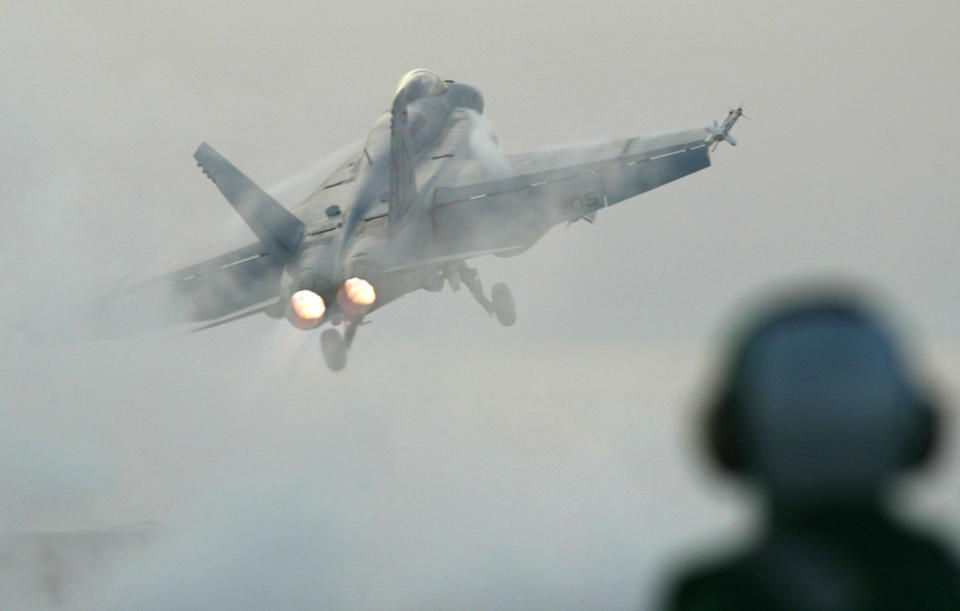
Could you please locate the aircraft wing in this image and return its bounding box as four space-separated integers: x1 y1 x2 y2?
65 143 311 339
429 129 710 256
85 242 285 337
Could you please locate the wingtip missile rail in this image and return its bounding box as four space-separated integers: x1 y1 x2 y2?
707 105 746 151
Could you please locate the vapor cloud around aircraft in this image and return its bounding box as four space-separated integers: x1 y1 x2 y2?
86 70 740 370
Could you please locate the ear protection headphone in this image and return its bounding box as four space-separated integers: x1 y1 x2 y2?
705 299 940 476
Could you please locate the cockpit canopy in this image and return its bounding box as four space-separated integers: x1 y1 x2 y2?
394 69 447 102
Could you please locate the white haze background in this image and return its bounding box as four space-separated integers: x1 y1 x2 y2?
1 1 959 608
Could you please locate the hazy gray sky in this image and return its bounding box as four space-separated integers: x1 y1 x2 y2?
1 2 959 608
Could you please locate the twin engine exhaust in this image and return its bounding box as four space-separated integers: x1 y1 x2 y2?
285 278 376 330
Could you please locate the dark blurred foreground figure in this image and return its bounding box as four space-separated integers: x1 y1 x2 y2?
666 289 960 610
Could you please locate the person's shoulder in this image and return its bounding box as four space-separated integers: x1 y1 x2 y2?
880 520 960 608
665 549 777 610
667 565 734 610
664 518 960 611
892 520 960 583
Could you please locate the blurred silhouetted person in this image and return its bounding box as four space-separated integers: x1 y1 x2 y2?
665 288 960 610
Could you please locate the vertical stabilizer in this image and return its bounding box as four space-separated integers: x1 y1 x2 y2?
194 143 304 258
388 90 418 234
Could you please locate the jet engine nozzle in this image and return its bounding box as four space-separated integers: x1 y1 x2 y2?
286 289 326 329
337 277 376 318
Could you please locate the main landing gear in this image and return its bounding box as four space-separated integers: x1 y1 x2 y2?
447 262 515 327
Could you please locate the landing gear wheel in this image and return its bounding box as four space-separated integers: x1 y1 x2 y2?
321 328 347 372
491 283 516 327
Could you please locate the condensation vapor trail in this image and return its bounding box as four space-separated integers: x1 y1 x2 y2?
267 139 366 206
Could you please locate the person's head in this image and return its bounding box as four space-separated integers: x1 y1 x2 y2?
704 286 940 504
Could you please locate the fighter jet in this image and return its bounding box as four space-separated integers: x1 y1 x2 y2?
99 70 740 370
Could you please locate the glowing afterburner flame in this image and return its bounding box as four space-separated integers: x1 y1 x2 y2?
337 278 376 318
289 290 326 325
342 278 376 306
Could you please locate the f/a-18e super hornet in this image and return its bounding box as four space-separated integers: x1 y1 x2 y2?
99 70 741 370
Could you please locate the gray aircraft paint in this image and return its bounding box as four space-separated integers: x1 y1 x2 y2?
94 70 730 369
4 4 960 609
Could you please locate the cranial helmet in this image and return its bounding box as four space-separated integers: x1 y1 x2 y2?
705 290 939 499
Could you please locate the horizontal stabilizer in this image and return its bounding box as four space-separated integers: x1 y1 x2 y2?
194 143 304 258
724 134 737 146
